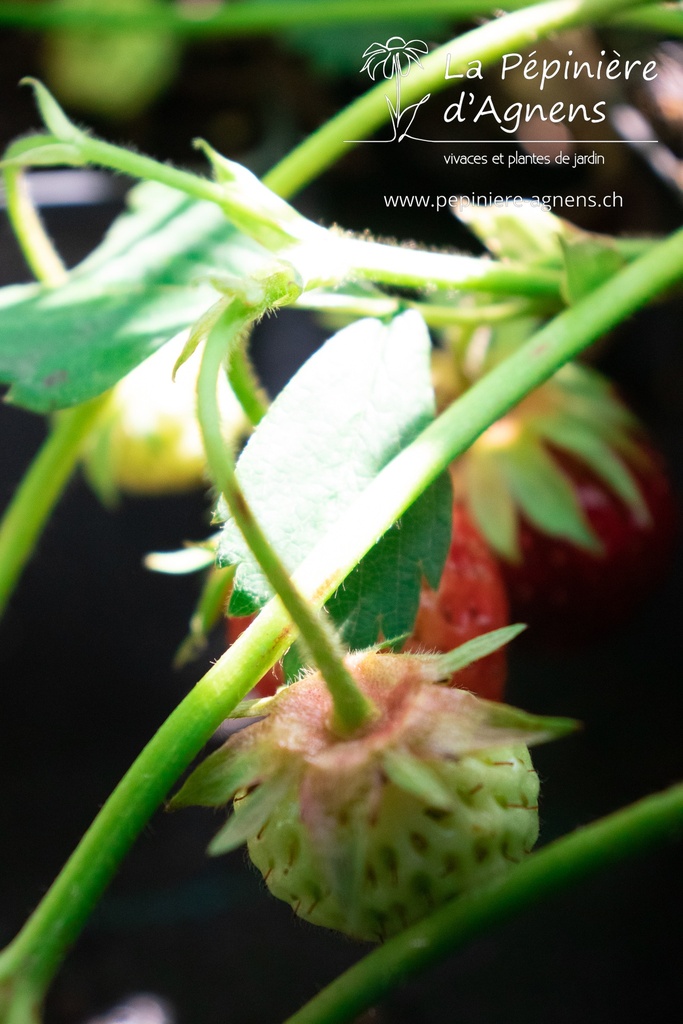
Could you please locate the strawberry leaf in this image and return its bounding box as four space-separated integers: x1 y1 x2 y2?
217 312 452 651
0 180 269 412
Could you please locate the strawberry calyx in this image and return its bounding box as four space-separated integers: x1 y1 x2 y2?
170 646 574 938
450 361 654 563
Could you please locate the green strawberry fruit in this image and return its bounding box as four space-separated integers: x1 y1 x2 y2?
171 639 572 941
246 742 538 941
83 334 248 501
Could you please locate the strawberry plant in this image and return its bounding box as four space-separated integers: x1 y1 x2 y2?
0 2 682 1023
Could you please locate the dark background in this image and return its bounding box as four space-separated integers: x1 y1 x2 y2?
1 13 682 1024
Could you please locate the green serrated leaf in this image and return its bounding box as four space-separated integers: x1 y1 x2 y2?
0 181 270 412
497 436 600 551
219 312 451 650
328 472 452 650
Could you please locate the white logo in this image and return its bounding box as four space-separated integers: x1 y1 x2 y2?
359 37 431 142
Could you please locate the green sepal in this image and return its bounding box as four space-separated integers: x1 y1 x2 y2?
561 235 627 304
427 691 578 760
173 565 236 669
534 415 650 526
381 749 454 810
298 767 369 931
465 449 519 562
455 201 565 267
170 746 260 811
194 138 321 252
497 436 601 551
423 624 526 681
208 774 293 856
20 77 86 145
229 696 277 719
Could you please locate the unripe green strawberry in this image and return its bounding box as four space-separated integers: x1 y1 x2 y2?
83 333 248 501
246 743 538 941
171 641 572 941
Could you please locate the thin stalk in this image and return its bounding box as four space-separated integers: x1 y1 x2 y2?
226 335 269 427
284 782 683 1024
1 217 682 1006
197 305 376 736
5 128 566 300
263 0 655 197
295 291 536 327
0 1 677 38
2 165 66 285
344 236 562 298
0 398 106 618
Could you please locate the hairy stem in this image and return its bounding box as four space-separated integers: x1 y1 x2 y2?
0 398 106 619
284 782 683 1024
226 333 269 427
198 304 376 736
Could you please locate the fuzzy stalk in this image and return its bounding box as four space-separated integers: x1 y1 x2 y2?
197 304 377 736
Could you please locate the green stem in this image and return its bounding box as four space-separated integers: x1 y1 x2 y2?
198 304 376 736
2 212 682 1006
0 1 676 38
344 236 562 298
226 333 269 427
284 782 683 1024
2 165 66 285
295 291 536 326
263 0 655 197
0 594 297 991
0 398 106 619
5 131 564 301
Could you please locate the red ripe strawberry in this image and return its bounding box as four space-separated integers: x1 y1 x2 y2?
404 503 510 701
498 443 677 642
450 361 678 644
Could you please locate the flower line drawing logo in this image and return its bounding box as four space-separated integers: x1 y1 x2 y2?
360 37 431 142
